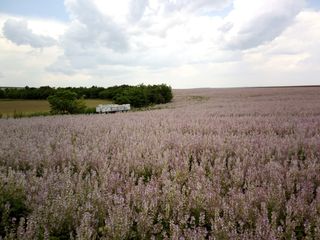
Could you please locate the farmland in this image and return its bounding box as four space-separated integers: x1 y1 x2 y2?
0 87 320 239
0 99 112 116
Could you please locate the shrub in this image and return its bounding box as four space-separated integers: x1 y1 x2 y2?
83 107 96 114
48 90 86 114
113 84 173 108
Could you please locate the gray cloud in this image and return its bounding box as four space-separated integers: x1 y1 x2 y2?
2 19 57 48
64 0 129 52
221 0 305 50
227 15 293 50
128 0 149 22
46 0 132 74
46 56 76 75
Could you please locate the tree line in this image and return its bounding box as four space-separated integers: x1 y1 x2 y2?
0 86 104 100
0 84 173 109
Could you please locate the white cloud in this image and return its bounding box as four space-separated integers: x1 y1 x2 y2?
2 19 57 48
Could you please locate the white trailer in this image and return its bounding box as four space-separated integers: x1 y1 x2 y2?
96 104 130 113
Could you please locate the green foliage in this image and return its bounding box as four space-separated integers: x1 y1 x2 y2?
83 107 96 114
295 224 306 240
158 84 173 103
297 146 306 161
112 84 173 108
1 84 173 112
98 85 130 99
0 180 30 237
134 165 153 184
113 94 130 105
1 84 173 109
0 89 4 99
13 111 25 119
117 86 149 108
1 86 55 100
48 90 86 114
26 111 51 118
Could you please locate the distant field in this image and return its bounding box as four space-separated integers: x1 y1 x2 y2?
0 99 112 115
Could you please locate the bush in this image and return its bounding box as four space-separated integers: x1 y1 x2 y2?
48 90 86 114
113 84 173 108
83 107 96 114
116 87 149 108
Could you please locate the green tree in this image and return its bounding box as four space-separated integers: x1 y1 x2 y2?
159 84 173 102
0 89 4 99
48 90 86 114
112 84 173 108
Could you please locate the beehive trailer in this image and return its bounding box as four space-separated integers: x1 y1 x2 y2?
96 104 130 113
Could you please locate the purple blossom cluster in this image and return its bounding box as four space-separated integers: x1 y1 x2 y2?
0 87 320 239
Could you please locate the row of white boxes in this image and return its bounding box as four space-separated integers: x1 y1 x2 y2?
96 104 131 113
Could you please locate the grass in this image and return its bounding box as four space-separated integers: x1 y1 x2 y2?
0 99 112 116
83 99 113 108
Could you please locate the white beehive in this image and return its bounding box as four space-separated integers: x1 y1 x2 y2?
96 104 130 113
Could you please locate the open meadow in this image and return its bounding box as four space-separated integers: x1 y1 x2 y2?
0 87 320 239
0 99 112 116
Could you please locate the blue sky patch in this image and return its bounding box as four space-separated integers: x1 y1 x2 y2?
0 0 69 21
309 0 320 9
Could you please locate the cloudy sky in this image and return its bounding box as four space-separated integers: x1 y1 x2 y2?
0 0 319 88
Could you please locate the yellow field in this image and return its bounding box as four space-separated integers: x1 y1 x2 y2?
0 99 112 116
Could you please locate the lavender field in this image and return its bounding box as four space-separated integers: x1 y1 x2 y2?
1 87 320 239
